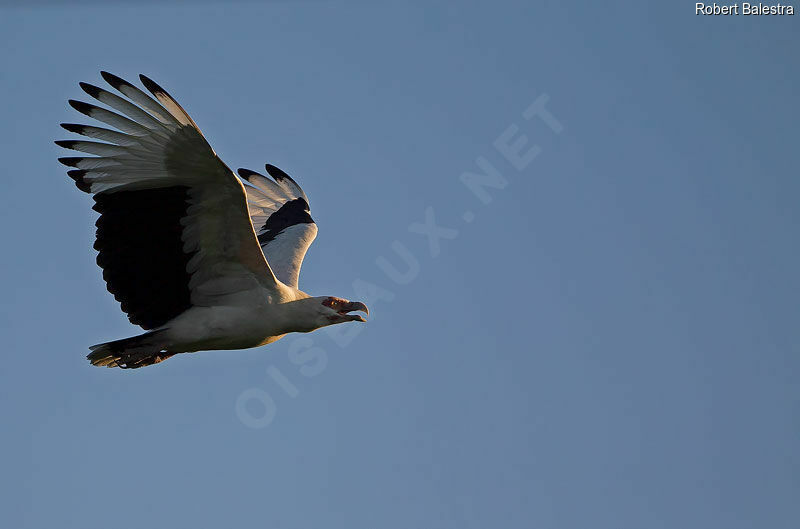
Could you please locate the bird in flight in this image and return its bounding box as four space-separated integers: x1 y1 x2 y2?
57 72 368 369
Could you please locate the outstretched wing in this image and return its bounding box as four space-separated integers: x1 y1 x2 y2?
57 72 279 330
237 165 317 288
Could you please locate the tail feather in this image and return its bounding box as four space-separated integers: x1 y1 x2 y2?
87 330 175 369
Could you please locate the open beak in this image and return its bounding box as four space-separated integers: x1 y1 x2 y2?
341 301 369 322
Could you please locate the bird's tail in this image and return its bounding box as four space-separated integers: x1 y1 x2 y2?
87 330 175 369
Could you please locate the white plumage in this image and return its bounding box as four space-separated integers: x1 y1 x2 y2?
58 72 368 369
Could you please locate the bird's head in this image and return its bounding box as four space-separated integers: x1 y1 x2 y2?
319 296 369 324
290 296 369 332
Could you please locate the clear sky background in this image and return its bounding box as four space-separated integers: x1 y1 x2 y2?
1 2 798 528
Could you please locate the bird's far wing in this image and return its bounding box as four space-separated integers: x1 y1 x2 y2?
237 165 318 288
57 72 279 330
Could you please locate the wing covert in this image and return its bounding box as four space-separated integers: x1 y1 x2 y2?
238 166 317 288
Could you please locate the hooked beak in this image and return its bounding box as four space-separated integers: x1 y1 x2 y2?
341 301 369 322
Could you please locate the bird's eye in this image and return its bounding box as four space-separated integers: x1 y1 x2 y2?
322 297 340 309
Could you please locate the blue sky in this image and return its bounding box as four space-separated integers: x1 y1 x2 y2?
1 2 798 528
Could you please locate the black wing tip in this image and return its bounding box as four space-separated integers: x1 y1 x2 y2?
139 74 165 95
237 168 262 181
79 82 102 98
100 71 128 88
60 123 85 134
58 156 82 167
68 99 94 115
66 169 91 193
264 163 295 184
54 140 78 149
